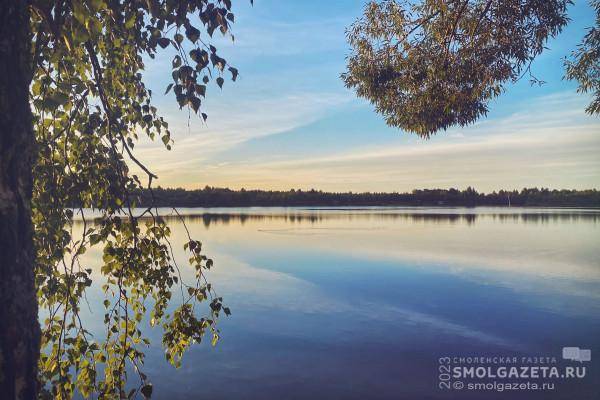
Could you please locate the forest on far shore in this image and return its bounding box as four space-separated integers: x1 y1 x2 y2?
131 187 600 208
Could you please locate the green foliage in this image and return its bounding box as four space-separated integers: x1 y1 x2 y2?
565 0 600 115
342 0 572 136
30 0 243 398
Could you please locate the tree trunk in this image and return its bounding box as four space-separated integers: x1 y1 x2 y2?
0 1 40 399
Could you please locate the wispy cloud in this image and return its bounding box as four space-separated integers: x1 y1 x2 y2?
130 2 357 184
130 90 351 181
165 92 600 190
214 17 350 58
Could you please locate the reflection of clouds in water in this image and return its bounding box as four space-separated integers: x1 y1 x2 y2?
72 208 600 298
257 227 386 236
355 246 600 285
184 208 600 300
453 270 600 318
370 303 517 350
212 254 515 349
69 207 599 350
207 253 326 311
257 229 320 236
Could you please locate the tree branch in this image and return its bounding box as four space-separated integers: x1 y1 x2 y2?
84 41 158 184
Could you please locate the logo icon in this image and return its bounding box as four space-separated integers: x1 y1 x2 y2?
562 347 591 362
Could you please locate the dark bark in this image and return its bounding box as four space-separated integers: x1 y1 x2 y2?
0 1 40 399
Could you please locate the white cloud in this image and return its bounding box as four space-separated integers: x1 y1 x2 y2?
214 17 350 57
128 90 351 183
167 92 600 190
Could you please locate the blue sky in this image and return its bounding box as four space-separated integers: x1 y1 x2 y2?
136 0 600 192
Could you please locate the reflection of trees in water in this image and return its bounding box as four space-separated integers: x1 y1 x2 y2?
181 213 324 227
73 211 600 228
171 211 600 228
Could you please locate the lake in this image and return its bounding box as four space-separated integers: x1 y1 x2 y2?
73 207 600 399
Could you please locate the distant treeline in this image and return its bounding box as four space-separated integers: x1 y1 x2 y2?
133 187 600 208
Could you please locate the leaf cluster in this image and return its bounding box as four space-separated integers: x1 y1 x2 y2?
342 0 572 136
564 0 600 115
29 0 243 398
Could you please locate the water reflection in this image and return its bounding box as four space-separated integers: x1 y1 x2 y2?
69 207 600 399
140 209 600 228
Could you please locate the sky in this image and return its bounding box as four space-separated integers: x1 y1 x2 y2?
136 0 600 192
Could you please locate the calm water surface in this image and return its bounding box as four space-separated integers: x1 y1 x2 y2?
74 207 600 399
